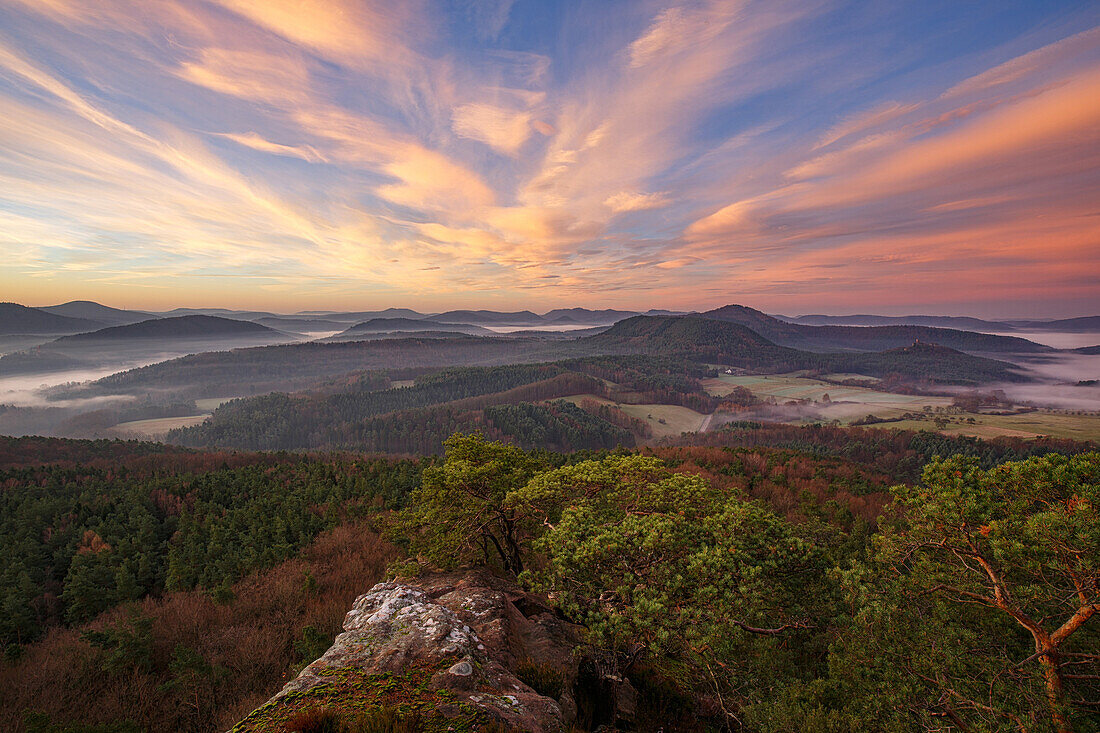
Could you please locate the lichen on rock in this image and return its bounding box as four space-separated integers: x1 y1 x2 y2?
231 569 587 732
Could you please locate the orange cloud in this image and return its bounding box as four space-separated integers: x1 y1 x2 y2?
825 66 1100 205
604 191 671 213
217 132 326 163
377 145 496 212
208 0 417 67
813 101 920 150
177 47 313 105
451 102 536 154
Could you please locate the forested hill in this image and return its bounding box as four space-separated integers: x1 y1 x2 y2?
588 315 805 370
0 316 296 378
660 421 1095 482
431 309 544 325
0 302 103 335
62 336 593 400
52 314 278 342
590 315 1026 383
334 318 493 336
39 300 153 326
0 440 426 651
702 303 1053 353
168 362 636 452
834 341 1026 384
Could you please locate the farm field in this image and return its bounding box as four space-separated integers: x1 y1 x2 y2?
615 403 709 438
819 373 882 383
195 397 235 411
560 394 709 438
106 414 210 438
882 411 1100 441
703 372 1100 441
704 373 954 421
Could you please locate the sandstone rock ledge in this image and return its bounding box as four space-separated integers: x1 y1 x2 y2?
231 569 607 732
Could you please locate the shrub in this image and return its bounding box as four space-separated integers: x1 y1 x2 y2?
515 658 565 698
347 707 422 733
287 707 342 733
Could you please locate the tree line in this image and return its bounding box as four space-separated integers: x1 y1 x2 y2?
0 453 424 648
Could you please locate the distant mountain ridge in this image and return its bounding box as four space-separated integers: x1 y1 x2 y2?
431 309 545 326
2 301 691 335
542 308 640 325
702 304 1052 354
0 316 291 377
778 313 1100 334
294 308 429 323
1004 316 1100 332
333 318 493 337
255 316 348 332
39 300 154 326
0 303 104 335
154 307 278 321
294 307 678 326
54 315 279 342
592 315 1026 384
780 313 1011 330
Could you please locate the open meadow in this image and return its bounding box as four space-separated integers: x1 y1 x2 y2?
560 393 710 438
704 372 1100 441
105 414 210 439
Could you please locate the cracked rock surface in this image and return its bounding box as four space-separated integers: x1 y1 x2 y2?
252 569 583 731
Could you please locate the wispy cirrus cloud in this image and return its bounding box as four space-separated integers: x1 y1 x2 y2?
0 0 1097 316
451 101 539 155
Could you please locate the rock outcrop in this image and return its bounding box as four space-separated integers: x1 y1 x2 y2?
232 569 628 732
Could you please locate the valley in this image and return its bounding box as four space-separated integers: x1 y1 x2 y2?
0 300 1096 444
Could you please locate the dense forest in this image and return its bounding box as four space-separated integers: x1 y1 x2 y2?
392 435 1099 732
661 422 1097 481
0 447 425 649
0 429 1096 731
168 358 713 452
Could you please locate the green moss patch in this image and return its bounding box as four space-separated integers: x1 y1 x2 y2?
231 663 493 733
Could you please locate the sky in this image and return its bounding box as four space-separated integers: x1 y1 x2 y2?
0 0 1098 318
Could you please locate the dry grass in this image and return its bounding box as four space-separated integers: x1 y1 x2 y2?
0 522 399 733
